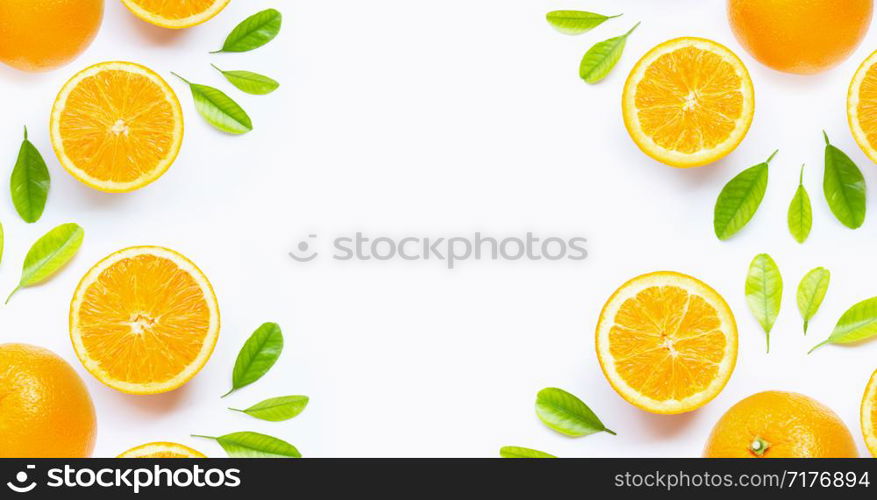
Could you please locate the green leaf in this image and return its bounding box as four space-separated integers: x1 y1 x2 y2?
579 22 640 84
745 253 783 353
173 74 252 134
714 151 776 240
535 387 615 437
230 395 309 422
7 223 84 303
223 322 284 397
211 65 279 95
500 446 556 458
810 297 877 353
797 267 830 335
214 8 282 53
787 165 812 243
193 432 300 458
10 127 50 224
823 131 866 229
546 11 621 35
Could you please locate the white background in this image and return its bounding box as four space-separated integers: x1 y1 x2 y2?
2 0 877 458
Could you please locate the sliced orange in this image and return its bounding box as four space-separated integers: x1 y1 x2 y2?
50 61 183 193
595 271 738 414
70 246 219 395
862 369 877 457
848 50 877 164
121 0 231 29
622 37 755 168
118 442 206 458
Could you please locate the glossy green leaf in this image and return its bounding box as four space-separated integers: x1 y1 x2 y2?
10 127 50 224
500 446 556 458
223 322 283 397
7 223 84 303
579 22 640 84
230 395 309 422
214 9 282 53
810 297 877 353
546 11 620 35
173 74 252 134
193 432 300 458
714 151 775 240
797 267 830 335
787 165 812 243
823 132 865 229
745 253 782 352
535 387 615 437
212 65 279 95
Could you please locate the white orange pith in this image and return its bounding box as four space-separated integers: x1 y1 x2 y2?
596 271 738 414
848 50 877 164
121 0 231 29
70 246 219 395
118 441 206 458
862 369 877 457
622 37 755 168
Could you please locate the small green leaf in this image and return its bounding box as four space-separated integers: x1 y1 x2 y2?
797 267 830 335
714 151 776 240
787 165 812 243
579 22 640 84
745 253 783 353
211 65 279 95
7 223 84 303
230 395 309 422
223 323 284 397
546 11 621 35
193 432 300 458
10 126 50 224
173 73 252 134
810 297 877 353
500 446 556 458
823 131 866 229
535 387 615 437
214 8 282 53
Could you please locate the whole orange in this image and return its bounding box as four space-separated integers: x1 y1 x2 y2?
728 0 873 74
0 0 104 72
704 391 857 458
0 344 97 458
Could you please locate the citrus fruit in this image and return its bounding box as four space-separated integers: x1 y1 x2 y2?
0 344 96 458
121 0 231 29
595 271 737 414
728 0 872 74
0 0 103 72
622 37 754 168
118 442 207 458
705 391 858 458
848 50 877 164
70 246 220 395
50 61 184 193
862 370 877 457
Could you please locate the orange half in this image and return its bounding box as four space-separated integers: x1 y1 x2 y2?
849 50 877 164
862 369 877 457
50 61 183 193
118 442 206 458
121 0 231 29
70 246 219 395
596 271 738 414
622 37 755 168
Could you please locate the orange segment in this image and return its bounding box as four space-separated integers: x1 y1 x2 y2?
848 50 877 164
118 442 207 458
622 37 755 168
596 271 738 414
50 61 183 193
70 246 219 395
862 369 877 457
121 0 230 29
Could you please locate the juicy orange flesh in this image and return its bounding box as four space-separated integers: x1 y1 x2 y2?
77 254 210 385
608 285 726 401
134 451 191 458
857 65 877 150
635 47 744 154
59 70 176 183
127 0 219 19
871 395 877 434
